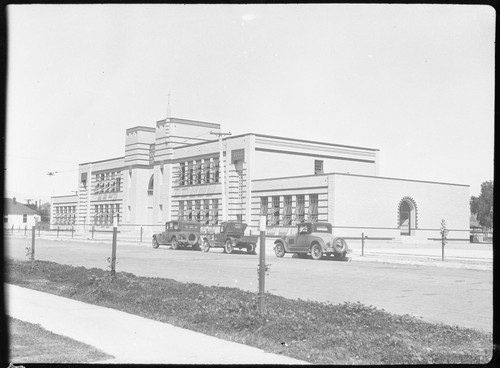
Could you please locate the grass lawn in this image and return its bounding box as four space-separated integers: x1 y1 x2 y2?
7 259 493 365
8 317 113 363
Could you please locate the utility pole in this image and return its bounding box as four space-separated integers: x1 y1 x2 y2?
210 130 231 221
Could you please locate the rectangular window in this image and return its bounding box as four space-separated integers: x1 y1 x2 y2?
180 163 186 186
314 160 323 175
178 200 184 220
23 214 27 223
189 162 194 185
284 196 292 225
204 199 210 224
309 194 318 222
296 195 305 223
272 196 280 225
195 200 201 222
187 200 193 220
205 159 212 184
214 159 220 183
212 199 219 225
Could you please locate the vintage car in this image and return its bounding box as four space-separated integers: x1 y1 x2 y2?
201 221 258 254
152 220 201 250
273 222 350 260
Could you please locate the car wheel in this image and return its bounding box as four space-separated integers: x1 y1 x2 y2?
224 239 234 254
202 239 210 252
311 243 323 260
171 237 178 250
274 242 285 257
247 243 256 254
152 237 159 249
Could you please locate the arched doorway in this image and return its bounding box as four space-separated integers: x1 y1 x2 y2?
398 197 417 236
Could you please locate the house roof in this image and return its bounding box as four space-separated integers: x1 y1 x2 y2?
4 198 38 215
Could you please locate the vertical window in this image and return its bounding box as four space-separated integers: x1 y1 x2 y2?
195 200 201 222
115 204 120 224
214 159 220 183
178 200 184 220
187 200 193 220
284 196 292 225
212 199 219 224
272 196 280 225
296 195 305 223
197 161 203 184
314 160 323 175
205 159 212 183
180 163 186 186
309 194 318 222
204 199 210 224
148 175 154 195
23 214 27 223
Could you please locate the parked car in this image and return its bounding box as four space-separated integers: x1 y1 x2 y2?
201 221 258 254
273 222 350 260
152 220 201 250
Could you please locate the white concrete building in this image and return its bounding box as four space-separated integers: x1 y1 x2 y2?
51 117 470 241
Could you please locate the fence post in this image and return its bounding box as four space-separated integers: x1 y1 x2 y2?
111 218 118 277
11 225 14 234
31 226 36 268
361 232 365 256
25 225 27 236
92 224 95 240
140 226 143 243
71 225 74 238
258 216 266 312
57 226 60 238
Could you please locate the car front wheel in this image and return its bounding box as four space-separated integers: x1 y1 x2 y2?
224 239 234 254
274 242 285 257
311 243 323 260
152 237 159 249
202 239 210 252
171 237 178 250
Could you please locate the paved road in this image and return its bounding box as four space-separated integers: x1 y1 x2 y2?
5 236 492 332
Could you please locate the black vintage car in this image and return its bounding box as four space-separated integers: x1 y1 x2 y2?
201 221 258 254
152 220 201 250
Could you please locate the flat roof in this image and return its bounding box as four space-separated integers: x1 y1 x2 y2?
79 156 125 166
156 117 221 129
253 172 469 187
126 126 156 134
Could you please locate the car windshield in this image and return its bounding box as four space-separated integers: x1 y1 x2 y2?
314 224 331 233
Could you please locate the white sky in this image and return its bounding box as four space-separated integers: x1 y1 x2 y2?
6 4 495 204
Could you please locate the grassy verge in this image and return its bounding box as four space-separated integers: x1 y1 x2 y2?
7 259 492 365
8 317 113 363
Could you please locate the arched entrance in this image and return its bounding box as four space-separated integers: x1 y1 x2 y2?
398 197 417 236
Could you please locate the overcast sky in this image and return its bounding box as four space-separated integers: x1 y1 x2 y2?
6 4 495 204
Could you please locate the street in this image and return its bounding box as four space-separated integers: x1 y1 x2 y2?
5 236 493 332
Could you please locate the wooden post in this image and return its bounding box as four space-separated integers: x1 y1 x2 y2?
258 216 266 312
361 232 365 256
140 226 143 243
111 218 118 277
92 224 95 240
57 226 60 238
441 233 445 261
31 226 36 268
71 225 74 238
24 225 27 236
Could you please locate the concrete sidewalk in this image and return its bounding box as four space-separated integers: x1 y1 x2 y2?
6 284 308 364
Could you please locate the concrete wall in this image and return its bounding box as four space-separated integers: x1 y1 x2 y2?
252 135 378 180
329 173 470 240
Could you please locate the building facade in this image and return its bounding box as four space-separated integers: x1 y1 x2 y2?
51 117 470 241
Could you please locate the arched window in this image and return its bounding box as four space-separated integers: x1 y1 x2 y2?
148 175 154 196
398 197 418 236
